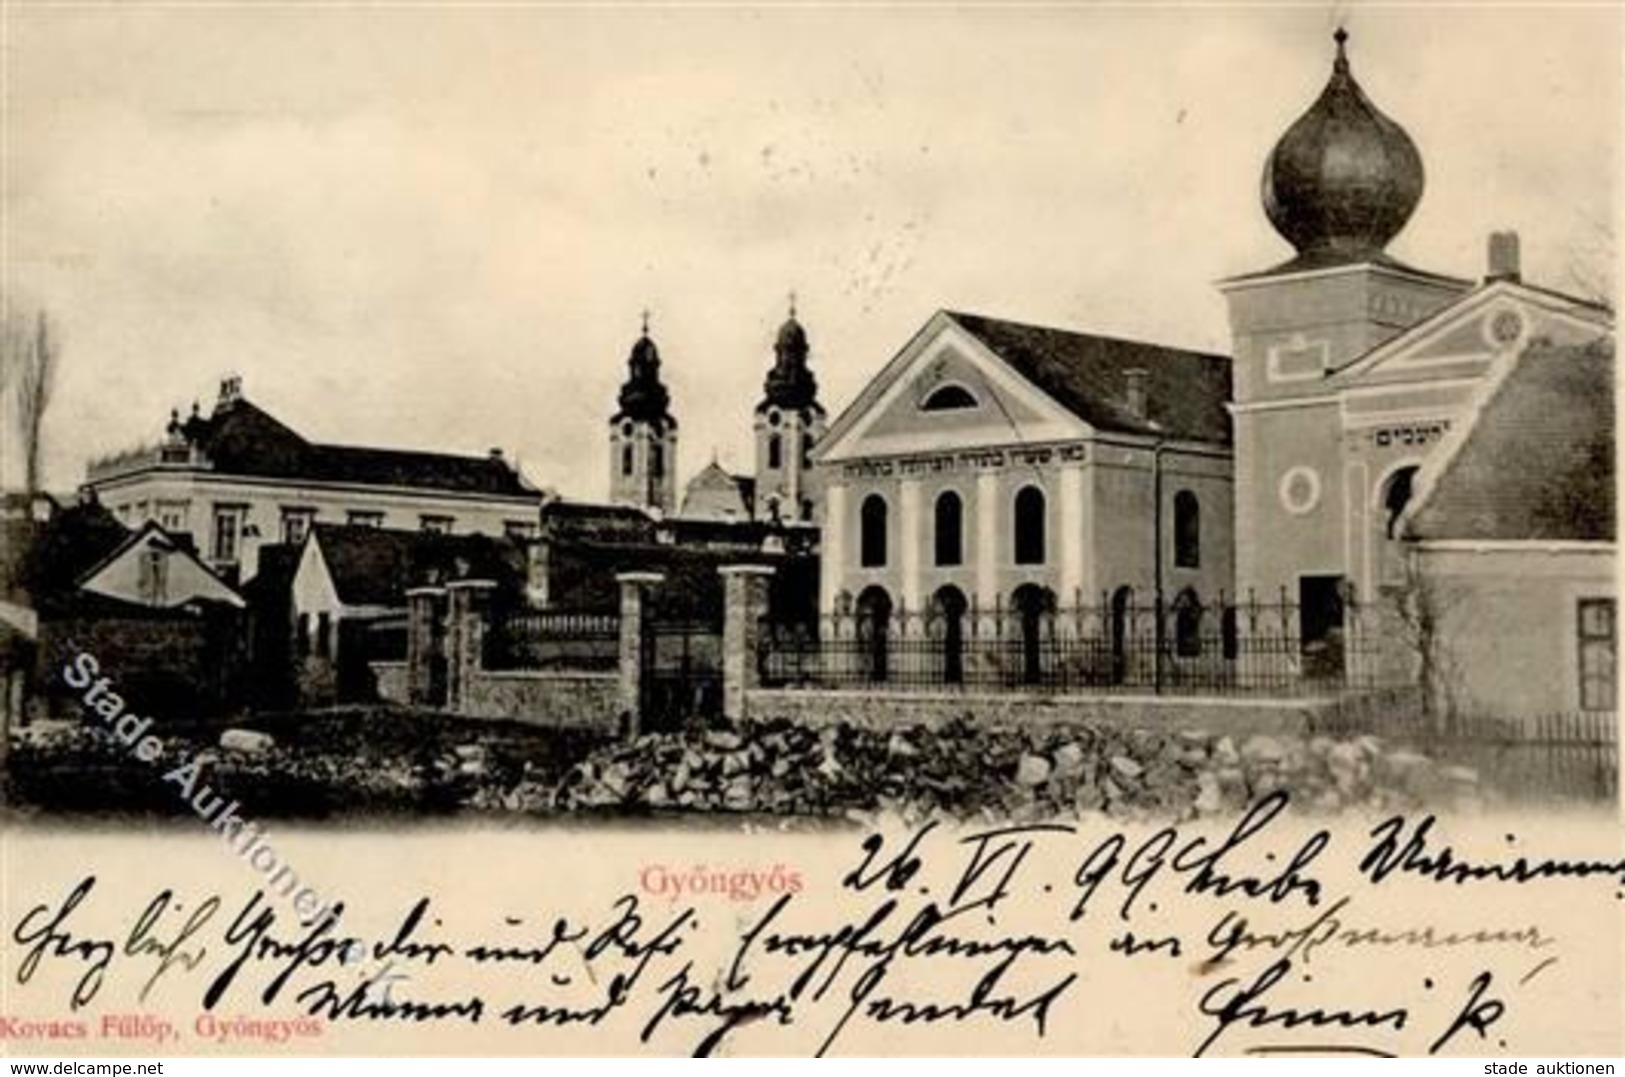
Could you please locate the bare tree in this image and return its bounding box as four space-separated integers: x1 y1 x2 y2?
1 299 61 807
1565 209 1614 313
3 302 59 494
1387 553 1464 734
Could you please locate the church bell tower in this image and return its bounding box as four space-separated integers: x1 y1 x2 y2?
753 298 826 524
609 314 678 514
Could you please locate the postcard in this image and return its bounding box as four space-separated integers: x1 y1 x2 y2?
0 2 1619 1059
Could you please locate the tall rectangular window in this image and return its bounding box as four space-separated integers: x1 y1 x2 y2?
157 501 189 533
138 549 168 605
1578 598 1616 711
281 507 315 545
212 506 243 563
346 510 385 529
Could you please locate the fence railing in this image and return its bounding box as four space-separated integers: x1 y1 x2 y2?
484 608 620 672
1312 703 1619 804
758 596 1393 698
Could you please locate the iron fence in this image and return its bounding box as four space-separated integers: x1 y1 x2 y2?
1312 702 1619 804
484 607 621 672
641 618 724 730
758 593 1392 698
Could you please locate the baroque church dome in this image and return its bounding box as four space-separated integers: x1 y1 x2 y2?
615 324 674 427
1262 29 1424 268
761 309 821 413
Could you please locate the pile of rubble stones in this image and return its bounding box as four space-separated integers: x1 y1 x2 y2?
474 715 1483 820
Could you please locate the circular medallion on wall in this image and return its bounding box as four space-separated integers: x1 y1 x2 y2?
1483 305 1527 349
1278 465 1322 516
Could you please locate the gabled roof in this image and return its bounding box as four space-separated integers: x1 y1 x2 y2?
308 524 524 608
1404 338 1615 543
945 312 1233 443
175 397 539 498
1328 277 1612 383
76 521 245 610
818 310 1232 459
679 461 755 521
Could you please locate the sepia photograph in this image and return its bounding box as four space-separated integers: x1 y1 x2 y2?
0 1 1620 1060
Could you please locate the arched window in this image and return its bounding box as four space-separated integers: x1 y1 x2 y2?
800 498 814 522
801 433 815 468
1174 588 1203 657
620 443 634 476
1174 491 1200 568
767 433 782 470
1011 584 1055 685
921 384 978 411
860 494 888 568
1014 486 1046 565
931 586 968 685
649 442 664 479
856 586 893 683
1382 465 1420 539
934 491 964 566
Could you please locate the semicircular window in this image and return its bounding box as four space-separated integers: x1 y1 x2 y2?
921 384 979 412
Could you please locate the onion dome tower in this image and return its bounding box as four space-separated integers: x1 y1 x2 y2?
1261 28 1425 271
1218 29 1473 605
609 312 678 513
753 295 827 524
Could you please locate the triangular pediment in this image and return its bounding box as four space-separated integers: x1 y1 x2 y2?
815 313 1091 463
1334 281 1611 387
79 524 245 610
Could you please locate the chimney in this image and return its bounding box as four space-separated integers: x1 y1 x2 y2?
1124 368 1149 420
217 374 243 408
1486 231 1521 283
488 447 505 462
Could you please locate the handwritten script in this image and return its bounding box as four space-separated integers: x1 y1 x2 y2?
8 793 1620 1056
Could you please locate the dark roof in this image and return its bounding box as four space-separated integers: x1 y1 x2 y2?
541 538 813 620
17 499 131 615
310 524 525 608
946 311 1232 444
71 521 224 594
1406 339 1615 542
1226 250 1472 286
540 497 804 552
187 399 537 498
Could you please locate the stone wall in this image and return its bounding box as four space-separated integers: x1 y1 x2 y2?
746 687 1319 738
459 669 619 730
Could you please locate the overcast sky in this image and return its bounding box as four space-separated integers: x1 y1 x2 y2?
4 3 1618 497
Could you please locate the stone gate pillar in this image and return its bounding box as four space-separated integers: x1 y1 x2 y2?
616 571 664 737
404 585 447 706
719 564 776 723
445 579 497 714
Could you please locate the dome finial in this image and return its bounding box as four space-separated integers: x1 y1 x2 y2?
1260 31 1424 269
787 289 797 320
640 307 651 338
